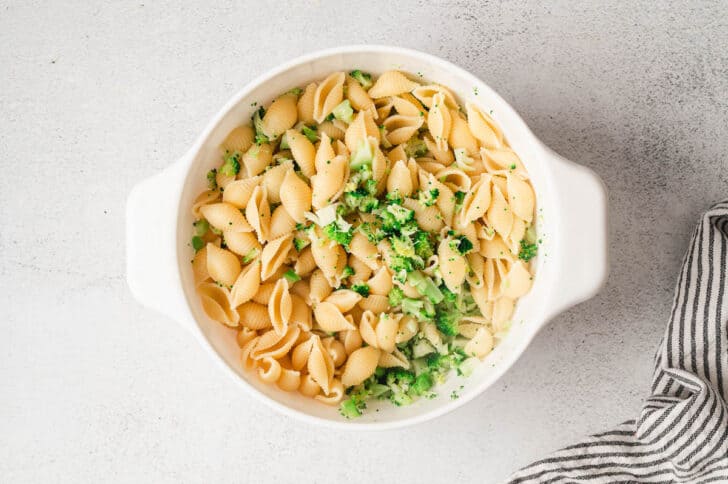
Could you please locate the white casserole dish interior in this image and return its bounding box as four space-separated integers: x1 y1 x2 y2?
127 46 608 429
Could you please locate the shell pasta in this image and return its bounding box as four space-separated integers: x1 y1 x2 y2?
190 69 538 418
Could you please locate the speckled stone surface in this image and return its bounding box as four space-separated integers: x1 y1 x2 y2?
1 1 726 482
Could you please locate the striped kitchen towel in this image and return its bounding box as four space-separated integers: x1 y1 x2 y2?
508 201 728 484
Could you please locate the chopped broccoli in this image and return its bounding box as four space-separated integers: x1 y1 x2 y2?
350 139 374 171
391 236 416 258
278 132 290 150
450 235 474 255
241 249 258 263
410 372 434 395
363 178 378 195
358 222 384 244
388 286 404 307
332 100 354 124
343 188 379 213
193 219 209 237
206 169 218 189
323 218 353 247
453 190 466 208
401 297 435 321
519 239 538 262
349 70 373 89
339 398 362 419
283 269 301 283
378 125 392 148
386 204 415 225
404 137 428 158
407 271 444 304
287 87 303 96
219 152 241 176
389 255 419 274
350 282 370 297
413 230 435 259
253 107 268 144
342 265 355 279
418 188 439 207
191 236 204 252
301 125 318 143
325 112 335 122
434 306 459 336
385 191 404 205
293 238 309 252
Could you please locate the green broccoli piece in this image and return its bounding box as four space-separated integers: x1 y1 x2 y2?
241 248 259 264
191 236 204 252
283 269 301 283
386 204 415 225
339 398 362 419
358 222 384 244
389 255 418 274
388 286 404 307
434 306 459 336
342 265 355 279
323 219 353 247
332 100 354 124
378 125 392 148
418 188 439 207
278 132 290 150
404 137 428 158
519 239 538 262
350 282 370 297
453 190 466 209
206 169 218 190
450 235 474 255
287 87 303 96
407 271 444 304
401 297 435 321
410 372 434 396
293 238 309 252
350 139 374 171
325 112 335 122
391 236 416 258
193 219 209 237
363 178 378 196
301 125 318 143
343 188 379 213
413 230 435 259
219 152 241 177
349 70 373 89
253 107 269 144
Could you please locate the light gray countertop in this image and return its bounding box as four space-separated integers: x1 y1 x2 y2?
1 1 726 482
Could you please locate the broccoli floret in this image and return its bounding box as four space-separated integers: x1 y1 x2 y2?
206 169 218 190
363 178 378 196
343 188 379 213
418 188 439 207
413 230 435 259
401 297 435 321
323 219 353 247
253 107 268 144
389 255 418 274
519 239 538 262
449 235 474 255
388 286 404 307
293 238 309 252
350 282 370 297
453 190 466 209
193 219 209 237
391 236 416 258
325 112 335 122
283 269 301 283
387 204 415 225
410 372 434 396
219 152 241 176
358 222 384 244
404 137 428 158
301 125 318 143
191 236 204 252
434 306 459 336
332 100 354 124
349 70 373 89
241 248 259 264
350 139 374 171
339 398 362 419
287 87 303 96
386 368 415 388
342 265 355 279
407 271 444 304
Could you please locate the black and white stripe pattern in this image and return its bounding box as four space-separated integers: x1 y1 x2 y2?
508 201 728 483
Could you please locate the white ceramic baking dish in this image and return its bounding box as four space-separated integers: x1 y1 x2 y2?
126 45 608 430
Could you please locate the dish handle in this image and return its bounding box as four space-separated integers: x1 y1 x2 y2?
126 155 197 333
543 149 609 320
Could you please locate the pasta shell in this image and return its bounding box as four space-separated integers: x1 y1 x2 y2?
449 110 479 154
308 269 333 305
257 357 282 383
492 297 515 331
358 294 390 314
324 289 363 313
315 133 336 172
279 169 312 223
480 235 511 259
341 346 380 387
435 166 472 192
262 93 298 139
423 134 454 165
237 301 272 330
242 143 273 178
236 327 257 348
346 75 375 114
223 231 261 258
206 243 241 287
387 144 407 163
368 70 420 98
348 254 373 284
427 92 451 152
308 335 335 394
317 120 345 140
285 129 316 178
323 338 347 368
314 301 356 332
391 95 424 117
297 82 317 124
198 282 239 327
268 204 297 240
402 197 444 232
260 234 293 280
466 102 503 149
252 282 275 305
374 96 394 120
412 84 458 109
375 314 399 352
191 190 220 218
240 336 260 370
358 310 379 348
230 259 261 307
367 266 393 296
395 315 418 344
222 176 261 208
387 159 414 196
222 125 254 153
290 294 312 331
261 160 293 204
251 324 300 360
459 174 492 225
245 185 271 243
438 237 467 292
486 184 513 239
293 247 316 277
200 202 252 233
464 326 494 358
277 368 301 392
315 379 344 405
507 174 535 223
344 110 379 152
349 232 379 270
383 114 423 145
268 278 292 335
313 71 345 123
192 245 210 286
340 329 363 355
501 260 533 299
378 348 411 369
